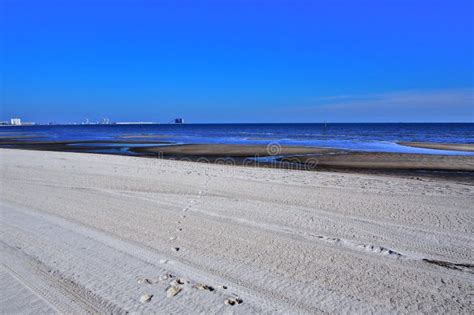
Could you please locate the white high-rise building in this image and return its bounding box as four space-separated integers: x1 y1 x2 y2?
10 118 21 126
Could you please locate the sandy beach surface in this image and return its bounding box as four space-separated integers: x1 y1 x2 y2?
1 149 473 314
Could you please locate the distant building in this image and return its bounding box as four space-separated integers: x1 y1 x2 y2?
174 118 184 124
10 118 21 126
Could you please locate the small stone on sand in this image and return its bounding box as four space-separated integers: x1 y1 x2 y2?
159 273 173 281
170 278 185 286
137 278 152 284
224 297 243 306
195 283 215 291
166 285 182 297
140 294 153 303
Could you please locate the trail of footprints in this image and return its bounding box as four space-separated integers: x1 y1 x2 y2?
138 170 472 306
169 172 210 253
138 173 243 307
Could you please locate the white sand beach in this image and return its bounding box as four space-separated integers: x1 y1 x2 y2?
0 149 473 314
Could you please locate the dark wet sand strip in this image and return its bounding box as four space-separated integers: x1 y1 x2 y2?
131 144 336 157
1 140 473 181
282 152 474 172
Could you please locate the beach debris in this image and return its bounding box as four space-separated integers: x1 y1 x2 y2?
159 273 173 281
172 247 180 252
139 294 153 303
166 285 182 297
195 283 215 292
137 278 152 284
224 297 243 306
166 277 186 297
170 278 185 286
169 236 177 241
159 259 168 264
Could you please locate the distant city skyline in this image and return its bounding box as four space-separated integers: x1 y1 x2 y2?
1 0 473 123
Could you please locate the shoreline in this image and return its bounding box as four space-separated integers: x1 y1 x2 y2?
1 140 473 182
398 141 474 152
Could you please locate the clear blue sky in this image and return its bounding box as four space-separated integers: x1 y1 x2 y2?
1 0 473 123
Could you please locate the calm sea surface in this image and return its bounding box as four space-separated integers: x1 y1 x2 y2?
1 123 473 155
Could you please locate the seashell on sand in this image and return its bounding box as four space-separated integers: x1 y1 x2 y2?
139 294 153 303
166 285 182 297
159 273 172 281
137 278 152 284
170 278 185 286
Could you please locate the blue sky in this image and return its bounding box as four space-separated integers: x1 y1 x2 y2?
1 0 473 123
